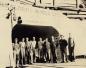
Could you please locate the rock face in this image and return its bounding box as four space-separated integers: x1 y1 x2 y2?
0 2 14 68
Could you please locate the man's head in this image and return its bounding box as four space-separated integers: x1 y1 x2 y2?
51 36 55 42
15 38 18 43
26 37 29 41
45 38 48 42
39 37 42 41
33 37 35 41
22 38 25 42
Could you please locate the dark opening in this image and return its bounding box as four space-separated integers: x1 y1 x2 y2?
12 24 59 43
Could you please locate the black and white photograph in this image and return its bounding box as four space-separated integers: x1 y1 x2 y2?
0 0 86 68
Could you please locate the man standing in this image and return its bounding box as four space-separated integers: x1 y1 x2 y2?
68 33 75 62
30 40 34 64
59 35 68 63
55 36 62 62
20 38 25 65
51 36 57 63
25 37 31 64
32 37 36 63
38 38 43 62
13 38 20 67
45 38 51 62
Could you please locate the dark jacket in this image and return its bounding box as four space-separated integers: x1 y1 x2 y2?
59 39 68 50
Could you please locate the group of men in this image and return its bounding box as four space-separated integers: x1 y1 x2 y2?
12 35 75 67
13 37 36 67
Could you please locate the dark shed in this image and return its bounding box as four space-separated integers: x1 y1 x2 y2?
12 24 59 43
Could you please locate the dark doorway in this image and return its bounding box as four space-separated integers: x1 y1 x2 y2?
12 24 59 43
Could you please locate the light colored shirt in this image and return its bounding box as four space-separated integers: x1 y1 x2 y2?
14 43 20 54
38 41 43 49
26 41 31 48
31 41 36 48
46 41 50 49
20 42 25 51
